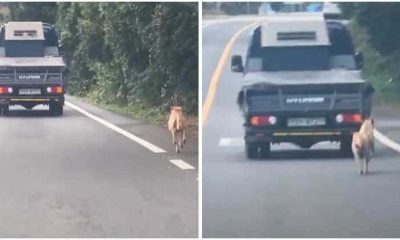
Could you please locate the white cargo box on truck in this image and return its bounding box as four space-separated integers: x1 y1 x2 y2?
5 21 45 40
0 21 66 116
261 13 330 47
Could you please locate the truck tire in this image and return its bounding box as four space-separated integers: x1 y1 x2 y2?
259 142 271 158
1 105 9 116
340 136 353 157
49 102 63 116
245 142 258 159
245 142 271 159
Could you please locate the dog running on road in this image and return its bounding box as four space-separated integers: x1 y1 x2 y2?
168 106 186 153
352 117 375 175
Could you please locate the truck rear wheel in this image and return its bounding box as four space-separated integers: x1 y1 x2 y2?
245 142 257 159
259 142 271 158
340 136 353 157
49 102 63 116
245 142 270 159
1 105 9 116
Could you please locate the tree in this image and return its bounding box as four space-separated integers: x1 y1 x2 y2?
339 3 400 55
5 2 198 114
7 2 57 23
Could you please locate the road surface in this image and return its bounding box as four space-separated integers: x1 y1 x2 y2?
0 96 197 237
202 18 400 238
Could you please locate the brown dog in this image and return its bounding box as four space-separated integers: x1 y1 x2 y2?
168 106 186 153
352 117 375 175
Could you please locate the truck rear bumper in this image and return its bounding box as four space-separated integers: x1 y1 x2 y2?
0 95 64 106
245 126 359 144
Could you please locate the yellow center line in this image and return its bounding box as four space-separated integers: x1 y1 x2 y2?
202 21 259 127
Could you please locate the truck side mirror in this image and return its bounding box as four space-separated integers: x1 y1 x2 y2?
58 44 64 56
364 84 375 96
355 51 364 69
231 55 243 72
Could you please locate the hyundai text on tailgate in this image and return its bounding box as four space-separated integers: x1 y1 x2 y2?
231 14 374 158
0 22 66 116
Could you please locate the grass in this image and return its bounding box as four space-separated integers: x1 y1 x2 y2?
79 92 198 138
348 20 400 109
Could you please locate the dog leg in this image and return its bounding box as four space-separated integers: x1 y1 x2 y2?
172 131 176 145
353 151 363 175
364 157 370 174
178 132 183 150
183 130 186 144
362 158 367 175
179 131 184 149
365 154 371 175
358 158 364 175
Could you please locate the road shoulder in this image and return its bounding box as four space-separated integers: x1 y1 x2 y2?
65 95 198 169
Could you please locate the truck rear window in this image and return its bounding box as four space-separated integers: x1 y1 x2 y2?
247 46 331 71
5 40 44 57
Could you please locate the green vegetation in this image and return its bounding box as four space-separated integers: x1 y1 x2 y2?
339 3 400 106
1 2 198 124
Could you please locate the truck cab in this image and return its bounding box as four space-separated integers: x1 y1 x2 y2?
231 14 374 158
0 22 66 116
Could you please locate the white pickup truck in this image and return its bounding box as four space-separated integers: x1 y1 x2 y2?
0 21 66 116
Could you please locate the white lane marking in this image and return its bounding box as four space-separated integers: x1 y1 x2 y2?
65 101 166 153
374 129 400 153
169 159 195 170
219 137 243 147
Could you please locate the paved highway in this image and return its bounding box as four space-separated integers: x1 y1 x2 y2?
0 96 197 237
202 18 400 238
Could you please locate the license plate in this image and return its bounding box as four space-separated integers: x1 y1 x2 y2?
287 117 326 127
19 89 41 95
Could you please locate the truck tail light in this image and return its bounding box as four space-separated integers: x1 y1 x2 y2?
47 86 63 94
0 86 12 94
251 115 277 126
336 113 362 124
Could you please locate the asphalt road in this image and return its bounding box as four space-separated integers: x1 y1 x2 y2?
202 18 400 238
0 96 197 237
